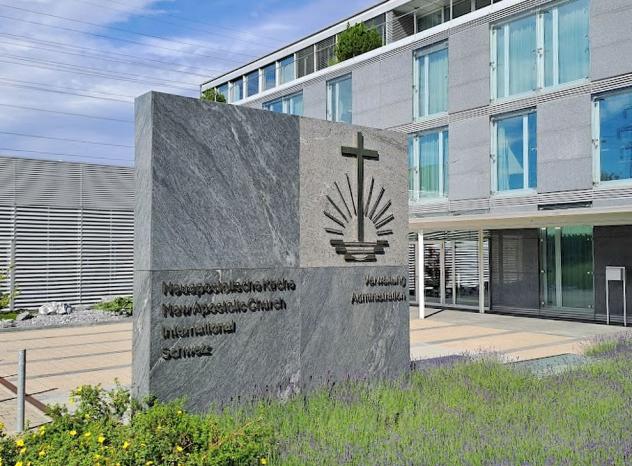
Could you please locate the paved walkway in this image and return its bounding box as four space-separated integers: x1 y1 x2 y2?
0 322 131 432
0 311 626 432
410 308 624 361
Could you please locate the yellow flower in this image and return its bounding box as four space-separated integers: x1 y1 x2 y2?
122 440 130 450
69 430 77 437
15 439 24 447
38 450 45 457
0 421 5 431
177 410 183 415
38 426 46 436
76 386 82 394
19 448 26 455
15 462 23 466
260 458 268 465
146 462 154 466
94 453 101 460
98 435 105 444
176 445 183 452
84 432 92 438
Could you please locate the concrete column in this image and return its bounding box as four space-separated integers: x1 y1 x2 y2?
417 231 425 319
478 229 485 314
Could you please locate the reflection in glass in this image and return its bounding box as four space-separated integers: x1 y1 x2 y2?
327 75 352 124
598 90 632 182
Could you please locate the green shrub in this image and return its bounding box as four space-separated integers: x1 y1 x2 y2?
0 384 273 466
201 88 227 103
334 22 383 63
94 296 133 316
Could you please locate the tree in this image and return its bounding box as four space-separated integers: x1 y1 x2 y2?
0 266 18 310
201 88 227 103
334 22 383 63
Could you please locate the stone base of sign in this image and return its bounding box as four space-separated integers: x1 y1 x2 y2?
133 92 409 411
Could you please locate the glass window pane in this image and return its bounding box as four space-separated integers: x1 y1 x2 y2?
419 132 441 196
263 64 276 91
230 78 243 102
543 11 554 87
414 52 426 117
288 93 303 116
508 16 537 96
263 99 283 113
217 84 228 101
279 56 295 84
452 0 471 19
297 46 314 78
495 26 506 98
428 48 448 115
600 90 632 182
246 70 259 97
496 113 538 191
443 131 449 195
558 0 590 84
328 75 352 123
475 0 492 8
415 44 448 118
560 226 593 310
417 10 443 32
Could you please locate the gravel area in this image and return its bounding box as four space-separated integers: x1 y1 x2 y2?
0 308 130 330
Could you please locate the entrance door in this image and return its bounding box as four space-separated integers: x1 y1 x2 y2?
540 226 594 318
423 232 489 310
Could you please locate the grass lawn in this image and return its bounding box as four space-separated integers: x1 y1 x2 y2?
2 334 631 465
0 311 17 320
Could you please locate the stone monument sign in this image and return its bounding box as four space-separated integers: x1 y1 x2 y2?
133 92 409 411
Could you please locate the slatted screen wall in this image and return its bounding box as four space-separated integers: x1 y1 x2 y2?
0 157 134 309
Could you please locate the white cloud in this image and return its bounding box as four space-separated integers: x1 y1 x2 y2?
0 0 375 166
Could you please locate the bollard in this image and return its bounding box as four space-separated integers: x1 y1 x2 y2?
16 349 25 433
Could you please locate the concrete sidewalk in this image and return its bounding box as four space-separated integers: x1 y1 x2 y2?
410 308 624 361
0 321 131 432
0 310 625 432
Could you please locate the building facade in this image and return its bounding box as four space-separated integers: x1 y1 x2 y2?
203 0 632 324
0 156 134 310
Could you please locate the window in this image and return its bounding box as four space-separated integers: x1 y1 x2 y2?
491 0 589 100
451 0 472 19
217 83 228 102
246 70 259 97
263 64 276 91
297 46 314 78
279 55 295 85
263 92 303 116
593 89 632 183
417 9 443 32
316 36 336 71
413 43 448 119
327 74 352 123
229 78 243 102
543 0 590 87
364 14 385 45
540 226 593 313
408 129 449 201
491 111 537 192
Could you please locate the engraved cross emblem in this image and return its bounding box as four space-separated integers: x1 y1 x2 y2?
341 132 379 242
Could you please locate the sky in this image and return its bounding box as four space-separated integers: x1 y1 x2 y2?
0 0 375 167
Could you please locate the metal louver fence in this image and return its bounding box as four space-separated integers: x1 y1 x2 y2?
0 156 134 310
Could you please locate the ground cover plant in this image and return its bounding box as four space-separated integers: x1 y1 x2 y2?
2 333 632 465
93 296 133 316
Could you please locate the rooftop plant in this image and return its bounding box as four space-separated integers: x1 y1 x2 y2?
334 22 383 63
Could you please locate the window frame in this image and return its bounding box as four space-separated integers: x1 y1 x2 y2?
263 91 304 116
326 74 352 124
490 109 538 194
592 88 632 187
413 41 449 120
409 127 449 202
490 0 590 101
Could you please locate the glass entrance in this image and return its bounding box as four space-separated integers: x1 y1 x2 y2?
423 232 489 310
540 226 594 317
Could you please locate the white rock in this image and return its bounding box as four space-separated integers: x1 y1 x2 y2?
38 302 73 315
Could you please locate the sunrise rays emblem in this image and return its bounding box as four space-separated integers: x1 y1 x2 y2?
323 132 394 263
